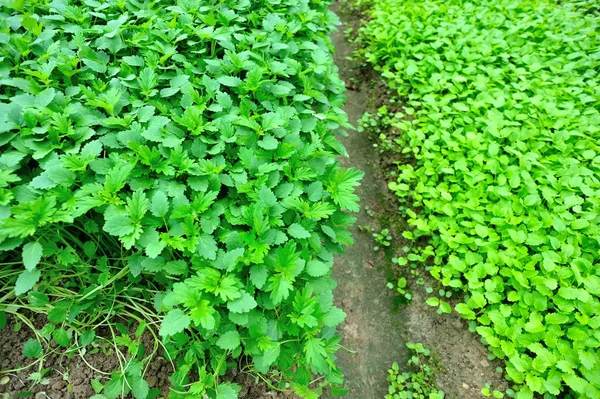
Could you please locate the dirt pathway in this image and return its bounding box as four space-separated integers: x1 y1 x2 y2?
329 7 409 399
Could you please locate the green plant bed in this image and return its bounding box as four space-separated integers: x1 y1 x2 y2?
353 0 600 398
0 0 362 397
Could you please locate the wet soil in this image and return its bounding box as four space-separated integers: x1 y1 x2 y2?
329 2 508 397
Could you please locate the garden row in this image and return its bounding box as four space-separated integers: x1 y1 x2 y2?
352 0 600 398
0 0 360 398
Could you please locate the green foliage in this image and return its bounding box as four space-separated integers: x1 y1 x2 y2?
373 228 392 250
22 338 43 358
482 383 505 398
359 225 391 251
0 0 361 396
386 343 444 399
390 277 412 302
356 0 600 398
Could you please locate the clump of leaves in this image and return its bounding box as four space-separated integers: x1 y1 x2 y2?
359 225 391 250
355 0 600 398
387 277 412 302
386 342 444 399
372 228 392 250
424 289 453 315
0 0 362 397
358 106 404 154
482 383 505 399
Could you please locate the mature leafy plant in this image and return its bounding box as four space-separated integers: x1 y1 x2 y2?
354 0 600 398
386 342 444 399
0 0 362 397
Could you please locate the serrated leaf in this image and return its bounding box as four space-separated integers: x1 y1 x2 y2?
306 182 323 201
258 135 278 150
163 260 187 275
131 376 149 399
0 151 25 167
288 223 311 239
30 171 57 189
215 275 241 301
258 186 278 208
323 307 346 326
425 297 439 307
221 247 245 271
123 55 145 66
563 374 588 393
47 165 75 186
328 168 363 212
104 375 124 399
227 291 258 313
103 213 134 237
138 67 158 93
250 264 268 289
104 163 134 194
150 191 169 218
217 76 242 87
196 234 218 260
216 330 240 350
23 338 43 358
53 327 70 347
509 230 527 244
129 254 144 277
80 330 96 346
22 241 43 271
216 383 240 399
144 236 166 258
304 337 327 368
15 269 41 295
306 260 330 277
137 106 155 122
159 309 190 337
83 58 107 73
190 300 216 330
474 225 488 238
271 82 293 96
127 190 148 222
268 273 293 304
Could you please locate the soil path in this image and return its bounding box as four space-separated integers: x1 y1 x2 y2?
329 6 409 398
329 3 509 398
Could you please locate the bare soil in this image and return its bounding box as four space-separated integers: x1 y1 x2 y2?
0 314 134 399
